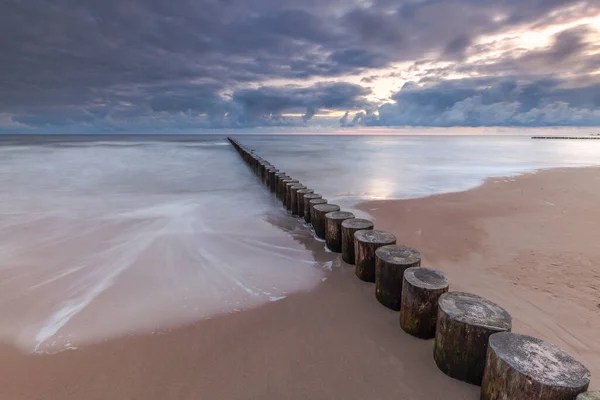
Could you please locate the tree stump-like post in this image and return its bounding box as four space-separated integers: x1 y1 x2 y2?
279 178 295 203
285 181 300 210
354 230 396 282
296 189 314 218
277 177 290 200
260 162 269 182
577 393 600 400
481 332 590 399
274 173 287 195
255 159 263 176
289 185 306 216
268 169 280 193
341 219 374 265
308 198 328 225
400 267 448 338
312 204 340 239
265 168 277 189
375 245 421 311
434 292 512 385
325 211 355 252
304 195 323 223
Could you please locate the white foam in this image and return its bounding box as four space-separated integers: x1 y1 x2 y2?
0 141 324 353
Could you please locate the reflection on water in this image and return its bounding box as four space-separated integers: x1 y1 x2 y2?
241 135 600 205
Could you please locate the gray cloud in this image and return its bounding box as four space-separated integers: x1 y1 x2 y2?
0 0 599 131
371 77 600 126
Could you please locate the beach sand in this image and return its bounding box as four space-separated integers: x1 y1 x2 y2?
0 166 598 399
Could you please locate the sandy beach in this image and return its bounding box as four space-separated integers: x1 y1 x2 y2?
0 166 598 399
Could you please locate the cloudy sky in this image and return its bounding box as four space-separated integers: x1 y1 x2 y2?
1 0 600 132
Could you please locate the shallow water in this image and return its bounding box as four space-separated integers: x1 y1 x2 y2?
240 135 600 207
0 137 326 352
0 134 597 352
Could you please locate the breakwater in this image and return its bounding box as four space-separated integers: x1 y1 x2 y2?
227 137 592 399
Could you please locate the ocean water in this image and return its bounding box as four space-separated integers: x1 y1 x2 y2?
240 135 600 206
0 134 598 352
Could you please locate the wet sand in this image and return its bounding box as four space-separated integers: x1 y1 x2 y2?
359 166 600 390
1 166 598 399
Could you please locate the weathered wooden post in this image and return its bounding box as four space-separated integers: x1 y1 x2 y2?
577 393 600 400
296 189 314 218
304 195 323 223
266 168 277 189
354 230 396 282
312 204 340 239
374 245 421 311
289 184 306 215
434 292 512 385
274 173 287 195
267 169 279 193
279 178 295 203
285 180 300 210
325 211 355 252
481 332 590 399
341 219 374 265
400 267 448 338
308 198 327 226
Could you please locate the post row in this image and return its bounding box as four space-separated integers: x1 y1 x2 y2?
226 137 592 400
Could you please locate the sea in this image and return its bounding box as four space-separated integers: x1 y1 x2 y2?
0 133 598 353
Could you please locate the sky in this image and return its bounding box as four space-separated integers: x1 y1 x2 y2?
1 0 600 133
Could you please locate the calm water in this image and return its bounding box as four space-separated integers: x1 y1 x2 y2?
239 135 600 205
0 134 598 352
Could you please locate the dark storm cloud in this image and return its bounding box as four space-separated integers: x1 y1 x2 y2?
0 0 599 131
229 82 372 126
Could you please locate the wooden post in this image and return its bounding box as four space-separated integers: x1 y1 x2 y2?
325 211 355 252
279 178 295 203
268 169 279 193
277 177 288 200
312 204 340 239
274 173 287 195
289 185 306 215
481 332 590 399
265 168 276 189
285 180 300 210
374 245 421 311
296 189 314 218
341 219 374 265
354 230 396 282
309 198 328 226
434 292 512 385
577 393 600 400
400 267 448 338
303 195 323 223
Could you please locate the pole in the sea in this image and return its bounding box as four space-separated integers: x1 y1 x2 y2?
279 178 295 204
296 189 314 218
354 230 396 282
481 332 590 399
289 184 306 216
303 195 323 223
374 245 421 311
341 219 374 265
434 292 512 385
274 173 288 196
312 204 341 239
325 211 355 253
285 180 301 210
400 267 448 339
308 198 328 225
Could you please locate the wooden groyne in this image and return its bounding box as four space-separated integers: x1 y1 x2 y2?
226 137 592 399
532 136 600 140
